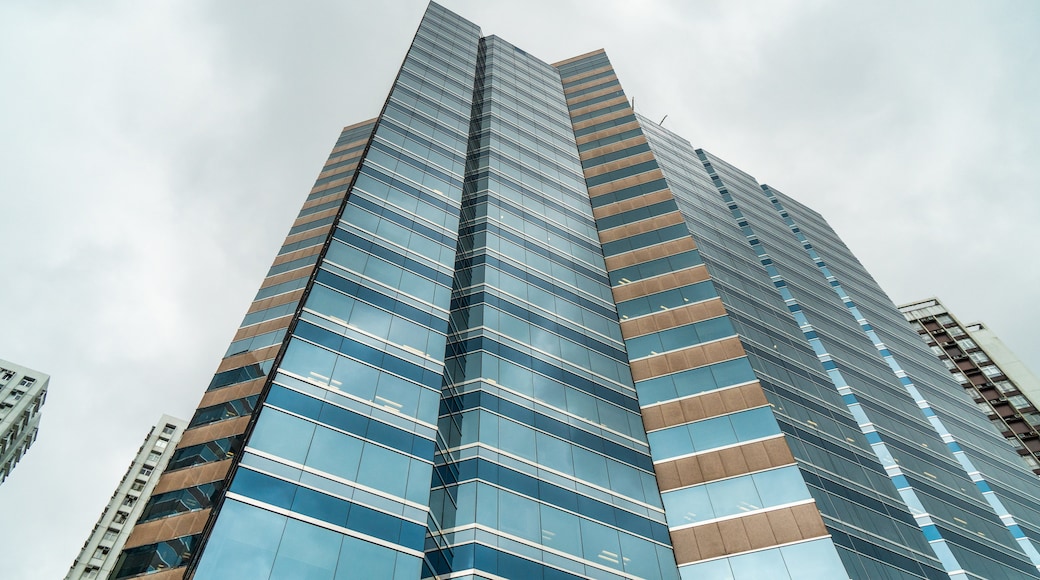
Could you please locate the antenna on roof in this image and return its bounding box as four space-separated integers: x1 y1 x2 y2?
659 115 668 126
630 97 636 111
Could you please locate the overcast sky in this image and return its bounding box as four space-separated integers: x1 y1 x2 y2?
1 1 1038 577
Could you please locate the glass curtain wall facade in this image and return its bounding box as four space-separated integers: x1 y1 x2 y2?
108 3 1040 580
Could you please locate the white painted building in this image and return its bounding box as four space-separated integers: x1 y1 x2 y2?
66 415 188 579
0 359 48 485
901 298 1040 474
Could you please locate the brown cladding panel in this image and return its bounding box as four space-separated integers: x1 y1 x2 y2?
565 73 619 95
628 338 746 382
139 568 187 580
597 212 685 244
271 244 323 267
316 162 359 181
621 299 728 339
575 120 642 146
232 317 291 343
282 226 333 248
197 377 266 408
587 169 666 198
592 188 674 220
640 382 765 431
216 344 281 373
583 150 658 179
261 267 316 290
246 289 305 315
153 461 231 495
553 49 607 69
178 416 251 448
605 237 697 271
568 96 630 119
669 503 828 565
566 84 624 106
571 108 634 132
289 207 340 229
123 509 211 550
579 135 647 161
611 265 712 305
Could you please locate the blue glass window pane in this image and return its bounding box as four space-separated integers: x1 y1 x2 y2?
729 547 787 579
679 558 734 580
247 409 316 464
648 426 692 459
618 530 665 579
329 356 381 402
335 535 398 579
750 466 810 506
579 518 623 571
393 553 423 579
279 339 337 387
709 357 755 387
192 500 287 580
662 485 713 527
707 474 762 518
778 538 849 578
728 407 779 441
688 416 737 451
230 469 296 510
499 492 540 543
291 486 350 528
356 445 410 499
269 518 342 580
304 425 364 482
540 504 581 557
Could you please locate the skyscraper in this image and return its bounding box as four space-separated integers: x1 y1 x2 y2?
67 415 188 579
900 298 1040 475
0 358 48 486
109 3 1040 579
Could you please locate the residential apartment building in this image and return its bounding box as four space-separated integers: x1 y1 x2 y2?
107 4 1040 579
901 298 1040 475
0 358 48 485
66 415 188 579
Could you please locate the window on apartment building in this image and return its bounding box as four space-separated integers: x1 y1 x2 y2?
969 352 989 364
122 496 136 507
102 529 118 542
994 381 1017 394
1009 396 1032 410
17 377 34 388
154 439 168 449
146 451 161 464
92 546 109 559
0 369 13 382
982 365 1002 378
139 466 152 477
162 424 176 436
113 512 128 524
957 338 978 350
131 480 145 492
